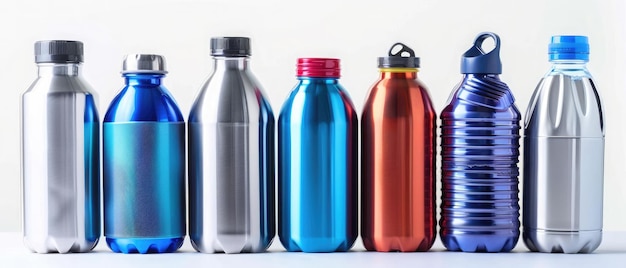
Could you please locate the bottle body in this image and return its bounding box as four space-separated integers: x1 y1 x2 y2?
103 74 185 254
188 57 275 253
440 74 521 252
361 71 436 252
22 63 101 253
279 78 358 253
523 62 604 253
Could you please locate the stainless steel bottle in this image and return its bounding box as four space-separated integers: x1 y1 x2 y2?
21 40 101 253
523 36 604 253
188 37 275 253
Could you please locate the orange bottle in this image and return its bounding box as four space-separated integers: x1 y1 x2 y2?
361 43 437 252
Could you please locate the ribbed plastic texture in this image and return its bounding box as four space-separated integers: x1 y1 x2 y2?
440 74 521 252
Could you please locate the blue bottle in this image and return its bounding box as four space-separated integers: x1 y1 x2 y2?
103 54 186 254
278 58 358 252
439 32 521 252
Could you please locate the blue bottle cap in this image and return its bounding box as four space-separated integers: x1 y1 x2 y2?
549 35 589 61
461 32 502 74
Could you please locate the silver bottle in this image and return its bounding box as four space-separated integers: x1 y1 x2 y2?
21 40 101 253
188 37 275 253
523 36 604 253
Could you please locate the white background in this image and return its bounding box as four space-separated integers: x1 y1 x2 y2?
1 0 624 233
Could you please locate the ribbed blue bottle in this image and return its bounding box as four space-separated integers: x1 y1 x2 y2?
439 32 521 252
278 58 358 252
103 54 186 254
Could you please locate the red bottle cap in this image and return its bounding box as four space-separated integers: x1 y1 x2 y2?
296 58 340 78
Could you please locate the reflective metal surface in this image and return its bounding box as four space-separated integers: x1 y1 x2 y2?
361 70 436 252
103 72 185 254
188 57 275 253
22 63 101 253
278 77 358 253
440 74 521 252
122 54 167 74
523 68 604 253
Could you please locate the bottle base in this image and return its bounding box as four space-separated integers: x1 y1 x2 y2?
190 234 273 254
523 228 601 253
280 236 355 253
23 236 99 254
441 233 519 252
362 236 435 252
106 237 184 254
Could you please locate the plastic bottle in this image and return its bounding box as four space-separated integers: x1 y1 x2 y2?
523 35 604 253
188 37 275 253
22 40 101 253
278 58 358 252
439 32 521 252
103 54 185 254
361 43 436 252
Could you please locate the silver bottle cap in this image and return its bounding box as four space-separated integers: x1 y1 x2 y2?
122 54 167 74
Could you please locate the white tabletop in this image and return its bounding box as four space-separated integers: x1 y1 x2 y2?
2 232 626 267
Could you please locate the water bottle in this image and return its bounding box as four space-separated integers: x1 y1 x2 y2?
523 36 604 253
439 32 521 252
278 58 358 252
22 40 100 253
361 43 436 252
188 37 275 253
103 54 185 254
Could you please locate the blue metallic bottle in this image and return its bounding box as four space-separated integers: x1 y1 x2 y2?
278 58 358 253
439 32 521 252
103 54 185 254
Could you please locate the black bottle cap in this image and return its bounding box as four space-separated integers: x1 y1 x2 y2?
35 40 84 63
378 42 420 68
210 37 251 57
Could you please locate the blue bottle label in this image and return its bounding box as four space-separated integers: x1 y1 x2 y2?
104 122 185 238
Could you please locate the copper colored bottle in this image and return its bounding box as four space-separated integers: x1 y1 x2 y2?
361 43 437 252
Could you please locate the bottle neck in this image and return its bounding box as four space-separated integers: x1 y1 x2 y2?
213 56 249 71
463 73 500 79
379 68 418 79
550 60 588 70
548 60 590 77
297 76 339 84
37 63 81 77
123 73 165 85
